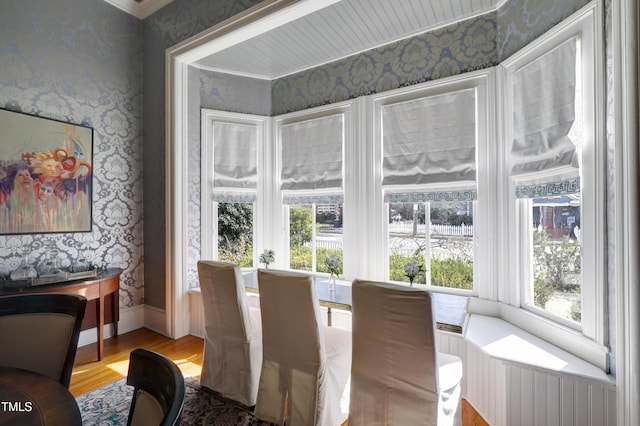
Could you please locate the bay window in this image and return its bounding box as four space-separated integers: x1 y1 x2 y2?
200 110 266 267
375 83 487 294
503 3 606 351
277 107 349 273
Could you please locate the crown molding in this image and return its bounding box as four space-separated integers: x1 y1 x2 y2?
103 0 173 20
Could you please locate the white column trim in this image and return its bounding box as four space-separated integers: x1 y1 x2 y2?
613 0 640 424
165 0 303 338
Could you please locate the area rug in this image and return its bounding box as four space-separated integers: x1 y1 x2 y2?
77 376 271 425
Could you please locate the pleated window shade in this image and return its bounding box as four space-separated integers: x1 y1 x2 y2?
211 121 258 202
381 88 477 202
510 37 580 196
280 114 343 204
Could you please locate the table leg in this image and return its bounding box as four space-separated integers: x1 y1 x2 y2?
97 295 104 361
112 292 119 337
327 307 332 327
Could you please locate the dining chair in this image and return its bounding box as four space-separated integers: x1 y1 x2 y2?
126 348 186 426
0 292 87 388
348 279 463 426
197 260 262 407
255 268 351 426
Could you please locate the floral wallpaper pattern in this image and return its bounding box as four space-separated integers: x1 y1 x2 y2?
272 14 498 115
142 0 262 307
0 0 144 305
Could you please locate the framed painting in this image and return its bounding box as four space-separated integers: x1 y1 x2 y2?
0 108 93 235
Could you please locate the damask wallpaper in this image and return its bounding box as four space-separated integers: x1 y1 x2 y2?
0 0 144 305
142 0 262 308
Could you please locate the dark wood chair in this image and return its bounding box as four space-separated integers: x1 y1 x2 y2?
126 348 186 426
0 293 87 388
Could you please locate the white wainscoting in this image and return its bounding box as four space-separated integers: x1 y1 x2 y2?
465 314 616 426
78 304 145 347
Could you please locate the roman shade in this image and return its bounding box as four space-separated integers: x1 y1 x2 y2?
211 121 258 203
280 113 344 204
510 37 580 198
381 88 477 203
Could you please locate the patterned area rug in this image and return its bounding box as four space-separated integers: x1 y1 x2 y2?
77 376 271 425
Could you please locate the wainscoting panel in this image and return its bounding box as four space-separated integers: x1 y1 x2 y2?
466 342 507 425
503 363 616 426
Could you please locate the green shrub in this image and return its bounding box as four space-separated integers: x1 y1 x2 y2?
430 257 473 290
388 253 472 289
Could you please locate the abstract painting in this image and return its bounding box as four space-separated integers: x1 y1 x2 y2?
0 109 93 234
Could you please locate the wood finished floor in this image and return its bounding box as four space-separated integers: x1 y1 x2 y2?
70 328 488 426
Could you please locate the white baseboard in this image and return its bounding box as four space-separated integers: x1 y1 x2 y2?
78 305 144 347
143 304 168 337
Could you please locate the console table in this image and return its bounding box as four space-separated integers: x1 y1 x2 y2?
0 268 122 361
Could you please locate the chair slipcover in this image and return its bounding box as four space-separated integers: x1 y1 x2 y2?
0 293 87 388
197 260 262 407
348 279 463 426
126 348 186 426
255 269 351 426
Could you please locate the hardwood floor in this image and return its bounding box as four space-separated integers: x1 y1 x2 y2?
70 327 203 397
70 328 488 426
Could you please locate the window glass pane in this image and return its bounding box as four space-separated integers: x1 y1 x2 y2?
429 201 474 290
217 202 253 267
530 196 582 323
289 203 344 273
289 205 313 271
388 202 427 284
388 201 474 290
316 203 343 275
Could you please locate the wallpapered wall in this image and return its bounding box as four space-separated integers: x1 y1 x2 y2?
0 0 144 305
142 0 263 308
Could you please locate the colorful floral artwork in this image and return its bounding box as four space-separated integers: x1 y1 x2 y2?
0 109 93 234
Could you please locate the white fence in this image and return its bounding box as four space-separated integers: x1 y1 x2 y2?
388 222 473 236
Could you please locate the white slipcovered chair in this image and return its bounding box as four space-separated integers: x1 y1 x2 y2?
197 260 262 407
348 279 463 426
255 269 351 426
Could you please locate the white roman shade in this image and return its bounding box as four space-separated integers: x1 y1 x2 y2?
382 88 477 203
510 37 580 198
211 121 258 203
280 114 344 204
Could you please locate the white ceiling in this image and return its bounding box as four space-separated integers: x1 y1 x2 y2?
193 0 504 80
104 0 173 20
104 0 504 78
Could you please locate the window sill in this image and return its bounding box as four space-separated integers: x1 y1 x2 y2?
466 297 610 374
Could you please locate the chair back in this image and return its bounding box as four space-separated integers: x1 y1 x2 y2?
126 348 186 426
0 293 87 388
255 269 325 425
197 260 262 406
349 279 439 425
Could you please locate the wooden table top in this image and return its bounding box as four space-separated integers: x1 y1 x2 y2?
0 367 82 426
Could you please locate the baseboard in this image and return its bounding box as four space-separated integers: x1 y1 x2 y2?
78 305 144 347
143 304 168 336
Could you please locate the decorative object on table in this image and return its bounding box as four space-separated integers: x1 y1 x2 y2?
324 254 342 292
70 242 92 273
259 249 275 269
9 246 37 281
0 108 93 235
37 240 64 278
403 259 424 287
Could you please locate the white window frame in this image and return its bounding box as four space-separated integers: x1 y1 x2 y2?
200 109 268 266
368 70 494 298
273 101 354 277
500 2 607 365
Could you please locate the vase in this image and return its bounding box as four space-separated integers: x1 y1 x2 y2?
328 272 336 292
10 251 37 281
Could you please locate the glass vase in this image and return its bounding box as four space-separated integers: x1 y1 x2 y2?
10 251 37 281
328 272 336 292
